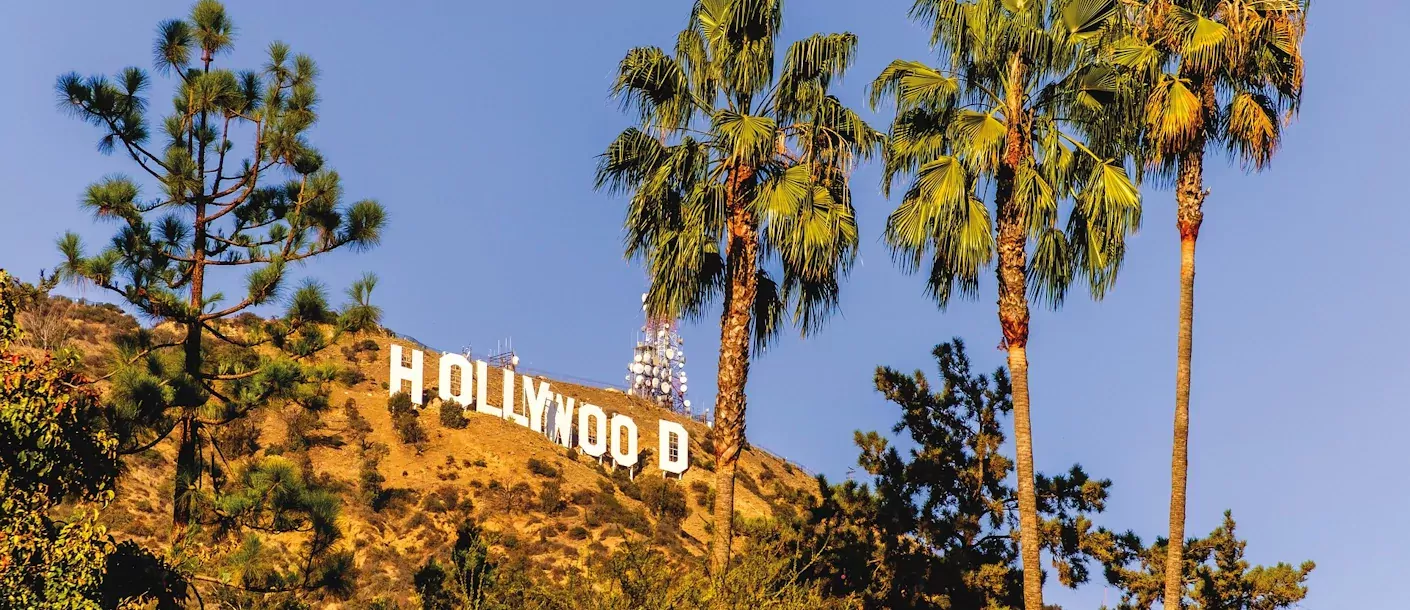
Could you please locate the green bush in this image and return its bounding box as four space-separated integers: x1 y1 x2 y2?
421 491 451 513
344 398 373 437
359 442 390 510
283 408 321 452
216 417 261 459
526 457 560 479
737 470 762 497
569 489 597 506
690 481 714 508
392 412 427 453
539 480 565 514
758 467 777 486
638 477 688 523
611 468 641 500
336 366 366 387
439 399 468 429
588 489 652 534
504 482 534 511
387 391 415 418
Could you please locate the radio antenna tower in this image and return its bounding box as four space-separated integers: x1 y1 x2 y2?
484 338 519 370
626 293 692 415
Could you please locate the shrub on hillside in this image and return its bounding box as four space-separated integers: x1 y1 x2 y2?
526 457 559 479
693 453 716 472
387 391 415 418
421 491 451 513
359 442 390 510
588 489 651 535
638 477 688 523
393 412 427 454
758 467 777 486
341 339 381 363
344 399 373 438
336 366 366 387
439 399 468 429
504 482 534 511
283 408 321 452
539 480 566 515
569 489 597 507
611 468 641 501
690 481 714 508
738 471 762 497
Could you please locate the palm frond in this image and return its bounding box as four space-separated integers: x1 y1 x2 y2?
712 110 778 165
1061 0 1120 39
1224 90 1281 170
870 60 959 112
611 47 695 135
1144 75 1203 157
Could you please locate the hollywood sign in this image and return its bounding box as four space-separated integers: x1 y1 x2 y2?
388 345 690 475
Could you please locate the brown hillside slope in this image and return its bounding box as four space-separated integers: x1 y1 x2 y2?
91 320 816 603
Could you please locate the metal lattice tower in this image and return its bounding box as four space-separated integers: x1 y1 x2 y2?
626 293 692 416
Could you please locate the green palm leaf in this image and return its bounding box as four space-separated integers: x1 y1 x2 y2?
1061 0 1119 38
870 60 959 112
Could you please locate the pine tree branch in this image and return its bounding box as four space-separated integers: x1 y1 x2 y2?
201 320 272 349
118 418 181 455
74 101 173 178
91 339 186 383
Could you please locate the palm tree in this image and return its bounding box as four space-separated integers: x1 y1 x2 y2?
595 0 881 577
1112 2 1309 606
871 2 1142 608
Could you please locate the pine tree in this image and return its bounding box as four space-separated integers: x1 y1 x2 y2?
802 339 1123 609
1102 512 1314 610
53 0 385 543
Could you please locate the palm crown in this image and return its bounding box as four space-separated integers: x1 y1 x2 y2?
596 0 882 345
874 0 1144 309
1119 0 1307 175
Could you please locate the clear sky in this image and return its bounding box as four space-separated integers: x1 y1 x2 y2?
1 1 1403 607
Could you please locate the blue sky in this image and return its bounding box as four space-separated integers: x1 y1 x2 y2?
2 1 1403 607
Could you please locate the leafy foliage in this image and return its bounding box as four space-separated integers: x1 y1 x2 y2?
0 270 186 609
799 339 1120 608
638 477 689 524
1101 512 1314 610
1118 0 1309 175
873 0 1145 308
414 516 844 610
415 521 546 610
389 391 428 452
439 398 468 429
596 2 883 338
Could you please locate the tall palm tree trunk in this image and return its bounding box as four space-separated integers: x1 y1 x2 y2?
997 195 1041 610
996 53 1044 610
1163 149 1206 610
711 165 758 578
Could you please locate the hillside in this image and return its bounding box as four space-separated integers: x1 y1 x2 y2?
25 294 818 605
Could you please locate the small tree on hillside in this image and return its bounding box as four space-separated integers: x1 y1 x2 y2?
53 0 385 546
